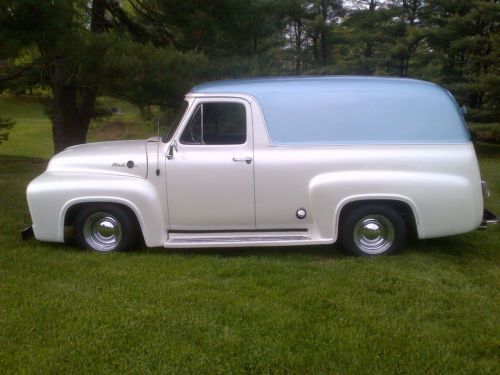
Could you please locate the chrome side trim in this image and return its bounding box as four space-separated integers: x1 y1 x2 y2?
169 228 308 234
169 235 311 244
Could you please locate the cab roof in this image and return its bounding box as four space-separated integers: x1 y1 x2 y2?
190 76 440 96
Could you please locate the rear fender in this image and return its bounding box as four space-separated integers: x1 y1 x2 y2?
309 170 481 241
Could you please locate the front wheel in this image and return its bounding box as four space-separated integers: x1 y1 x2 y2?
74 204 139 252
340 204 406 256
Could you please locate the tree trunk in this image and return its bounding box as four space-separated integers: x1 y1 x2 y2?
320 30 328 64
312 33 319 65
362 0 377 74
403 54 410 76
319 1 328 64
50 61 87 152
49 0 105 153
294 19 303 73
90 0 106 33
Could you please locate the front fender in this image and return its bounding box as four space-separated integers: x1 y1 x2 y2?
309 170 482 241
27 172 167 247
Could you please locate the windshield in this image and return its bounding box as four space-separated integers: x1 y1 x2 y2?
162 100 189 143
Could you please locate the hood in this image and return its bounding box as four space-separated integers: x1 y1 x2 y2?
47 140 150 178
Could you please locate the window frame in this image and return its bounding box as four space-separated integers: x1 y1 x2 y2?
178 98 249 147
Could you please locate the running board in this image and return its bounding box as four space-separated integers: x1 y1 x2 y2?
164 232 314 248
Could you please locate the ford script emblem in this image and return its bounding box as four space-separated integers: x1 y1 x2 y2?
112 160 136 168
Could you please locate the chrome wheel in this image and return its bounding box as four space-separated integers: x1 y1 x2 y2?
353 215 395 255
83 212 123 252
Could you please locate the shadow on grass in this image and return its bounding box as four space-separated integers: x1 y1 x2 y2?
19 229 498 261
409 237 468 255
26 236 347 259
18 230 500 270
404 229 500 263
140 243 347 259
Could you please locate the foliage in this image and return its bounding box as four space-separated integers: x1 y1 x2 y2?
0 0 205 151
470 123 500 144
100 38 206 109
420 0 500 122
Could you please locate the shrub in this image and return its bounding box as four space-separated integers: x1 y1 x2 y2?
469 123 500 144
0 116 15 144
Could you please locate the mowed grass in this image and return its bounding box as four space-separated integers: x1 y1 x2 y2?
0 95 499 373
0 94 53 158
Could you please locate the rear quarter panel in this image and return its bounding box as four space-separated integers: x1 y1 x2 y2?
253 143 483 241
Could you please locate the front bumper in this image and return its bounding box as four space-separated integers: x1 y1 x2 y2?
479 209 500 229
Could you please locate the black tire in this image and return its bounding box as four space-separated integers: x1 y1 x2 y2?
340 204 406 256
74 204 139 252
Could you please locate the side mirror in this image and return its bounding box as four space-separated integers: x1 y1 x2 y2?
167 140 178 160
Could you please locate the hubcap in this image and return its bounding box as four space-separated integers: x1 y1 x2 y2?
353 215 395 255
83 212 122 252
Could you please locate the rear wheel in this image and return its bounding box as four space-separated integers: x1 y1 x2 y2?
74 204 139 252
340 204 406 256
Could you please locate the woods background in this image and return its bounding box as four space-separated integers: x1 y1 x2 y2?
0 0 498 152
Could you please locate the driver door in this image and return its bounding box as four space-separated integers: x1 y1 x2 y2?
165 98 255 230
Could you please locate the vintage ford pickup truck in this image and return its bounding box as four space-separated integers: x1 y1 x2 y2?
24 76 498 255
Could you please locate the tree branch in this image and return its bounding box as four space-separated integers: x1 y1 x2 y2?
0 62 36 84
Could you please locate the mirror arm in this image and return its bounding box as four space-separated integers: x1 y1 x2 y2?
167 140 178 160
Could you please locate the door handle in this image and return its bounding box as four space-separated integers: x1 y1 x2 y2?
232 157 252 164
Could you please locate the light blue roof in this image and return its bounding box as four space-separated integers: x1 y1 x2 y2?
191 76 438 95
190 76 470 145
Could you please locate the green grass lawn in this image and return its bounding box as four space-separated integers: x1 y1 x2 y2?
0 95 499 373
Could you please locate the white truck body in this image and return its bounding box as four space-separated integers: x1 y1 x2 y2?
26 76 491 254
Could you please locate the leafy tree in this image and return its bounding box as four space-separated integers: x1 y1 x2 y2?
281 0 309 73
100 39 204 110
304 0 345 68
0 0 106 151
0 0 203 152
384 0 426 77
124 0 287 78
420 0 499 121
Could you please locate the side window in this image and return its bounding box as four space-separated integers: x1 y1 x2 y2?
180 102 246 145
180 105 202 144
